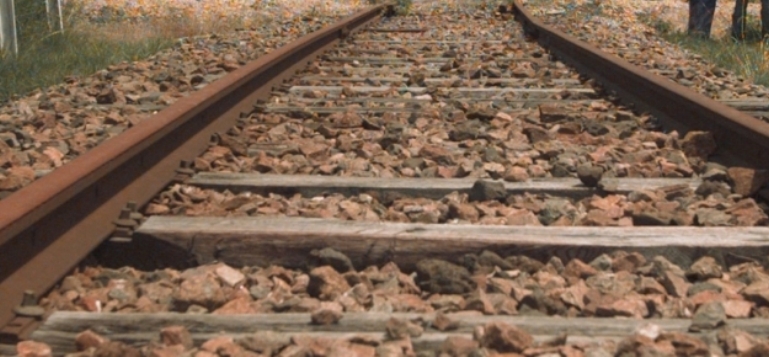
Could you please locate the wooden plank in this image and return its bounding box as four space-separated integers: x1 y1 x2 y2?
32 312 769 355
133 216 769 271
368 27 427 33
31 330 620 356
314 64 555 73
261 106 535 114
299 76 584 86
744 111 769 118
288 86 594 94
280 82 769 110
27 330 648 356
352 40 506 44
284 97 596 105
719 99 769 111
313 65 466 73
32 312 693 335
35 311 769 336
33 330 464 356
188 173 702 200
325 56 533 64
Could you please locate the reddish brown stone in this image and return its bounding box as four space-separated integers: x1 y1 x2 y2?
726 199 769 226
658 332 710 356
611 251 646 273
200 336 236 353
661 271 691 298
277 345 313 357
718 328 762 355
686 256 723 281
386 317 424 339
722 299 754 318
742 280 769 304
614 335 661 357
75 329 109 351
728 167 769 196
160 325 193 349
560 280 588 310
147 344 186 357
419 145 455 165
309 266 351 300
93 341 142 357
597 296 649 318
636 276 667 295
503 166 529 182
212 297 258 314
465 289 495 315
239 331 292 355
440 336 478 357
16 341 52 357
563 259 598 282
311 301 344 325
449 203 480 221
173 272 227 310
432 312 460 331
688 290 725 307
215 264 246 287
479 322 533 353
679 131 716 160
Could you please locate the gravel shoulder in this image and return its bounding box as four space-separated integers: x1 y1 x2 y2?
0 2 364 199
522 0 769 105
12 2 769 356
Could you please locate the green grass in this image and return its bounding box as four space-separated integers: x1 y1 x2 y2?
0 2 204 104
0 32 172 103
644 15 769 87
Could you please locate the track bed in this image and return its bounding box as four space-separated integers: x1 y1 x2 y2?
4 1 769 356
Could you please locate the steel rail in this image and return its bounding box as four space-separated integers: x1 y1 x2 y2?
0 4 390 339
511 1 769 168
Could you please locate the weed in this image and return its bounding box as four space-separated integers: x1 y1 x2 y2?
0 0 250 104
396 0 413 15
640 15 769 87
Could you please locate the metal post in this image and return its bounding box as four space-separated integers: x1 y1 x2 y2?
0 0 18 55
45 0 62 32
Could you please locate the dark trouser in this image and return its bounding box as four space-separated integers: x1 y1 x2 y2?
732 0 769 39
689 0 717 38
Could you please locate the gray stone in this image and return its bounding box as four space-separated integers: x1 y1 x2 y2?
689 302 726 332
589 254 613 271
415 259 476 294
310 247 355 273
695 181 731 198
632 210 673 226
469 180 506 202
576 165 604 188
687 256 723 281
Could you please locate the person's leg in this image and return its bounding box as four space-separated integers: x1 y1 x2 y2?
732 0 749 39
690 0 718 38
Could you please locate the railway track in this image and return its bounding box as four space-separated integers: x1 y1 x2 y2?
3 1 769 355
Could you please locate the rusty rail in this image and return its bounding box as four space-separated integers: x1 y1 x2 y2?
511 1 769 168
0 4 390 340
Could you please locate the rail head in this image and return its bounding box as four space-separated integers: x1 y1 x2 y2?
510 0 769 168
0 3 390 340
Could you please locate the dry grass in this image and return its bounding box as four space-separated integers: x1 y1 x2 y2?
636 0 762 38
0 0 364 104
524 0 769 87
0 2 174 103
636 0 769 86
